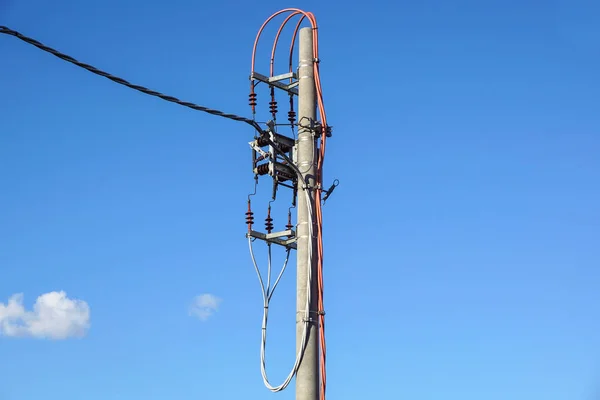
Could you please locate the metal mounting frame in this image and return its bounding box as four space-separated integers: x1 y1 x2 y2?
247 229 297 250
251 71 299 95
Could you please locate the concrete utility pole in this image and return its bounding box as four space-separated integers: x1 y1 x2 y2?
295 27 319 400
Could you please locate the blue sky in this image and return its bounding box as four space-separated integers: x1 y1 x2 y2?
1 0 599 399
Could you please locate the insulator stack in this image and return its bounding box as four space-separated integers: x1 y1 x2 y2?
249 87 257 113
288 96 296 125
269 87 278 118
256 163 270 175
257 136 292 153
286 211 293 231
265 207 274 233
245 200 254 232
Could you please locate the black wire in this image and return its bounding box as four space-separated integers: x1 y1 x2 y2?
0 26 263 133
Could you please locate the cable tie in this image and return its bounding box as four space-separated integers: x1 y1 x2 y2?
299 310 322 316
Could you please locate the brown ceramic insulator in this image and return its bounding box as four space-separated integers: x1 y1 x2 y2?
288 110 296 125
265 207 274 233
245 201 254 232
256 163 270 175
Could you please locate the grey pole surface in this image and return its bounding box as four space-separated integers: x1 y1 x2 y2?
295 27 319 400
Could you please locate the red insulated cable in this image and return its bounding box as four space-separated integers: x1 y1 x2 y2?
270 12 302 77
288 16 306 76
251 9 316 73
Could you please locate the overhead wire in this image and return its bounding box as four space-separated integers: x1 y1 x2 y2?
0 26 263 133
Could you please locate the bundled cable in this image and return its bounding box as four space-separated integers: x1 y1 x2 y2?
0 26 263 133
248 184 315 392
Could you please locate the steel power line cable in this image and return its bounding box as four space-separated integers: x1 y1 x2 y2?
0 26 263 133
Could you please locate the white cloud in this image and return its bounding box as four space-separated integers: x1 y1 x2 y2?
189 293 221 321
0 291 90 340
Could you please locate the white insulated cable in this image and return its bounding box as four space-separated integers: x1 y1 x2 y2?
248 188 314 392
